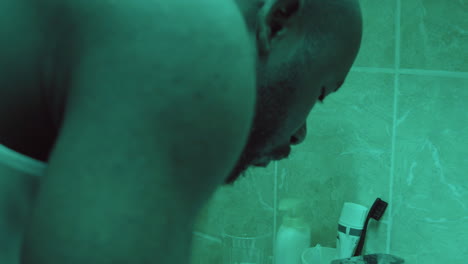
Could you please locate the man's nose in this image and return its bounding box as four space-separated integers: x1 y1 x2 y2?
290 123 307 145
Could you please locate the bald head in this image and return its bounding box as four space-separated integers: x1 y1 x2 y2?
298 0 363 61
226 0 363 184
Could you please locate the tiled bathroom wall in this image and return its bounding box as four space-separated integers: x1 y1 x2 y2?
190 0 468 263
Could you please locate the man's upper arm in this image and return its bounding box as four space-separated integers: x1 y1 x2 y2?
21 2 255 263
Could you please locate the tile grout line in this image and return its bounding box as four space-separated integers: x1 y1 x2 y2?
351 67 395 74
387 0 402 255
272 161 279 263
351 67 468 79
398 69 468 78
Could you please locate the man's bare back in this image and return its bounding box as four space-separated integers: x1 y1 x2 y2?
1 0 256 263
0 0 253 162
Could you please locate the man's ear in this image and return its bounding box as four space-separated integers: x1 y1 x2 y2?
256 0 302 57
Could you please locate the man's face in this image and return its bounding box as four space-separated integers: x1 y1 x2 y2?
224 0 363 184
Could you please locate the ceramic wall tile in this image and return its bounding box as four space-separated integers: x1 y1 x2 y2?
400 0 468 71
391 74 468 264
354 0 396 68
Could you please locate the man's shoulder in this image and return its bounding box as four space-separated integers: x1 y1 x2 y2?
58 0 253 69
64 0 247 37
54 0 254 110
59 0 256 131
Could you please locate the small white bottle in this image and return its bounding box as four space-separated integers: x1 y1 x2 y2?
274 198 311 264
336 202 369 259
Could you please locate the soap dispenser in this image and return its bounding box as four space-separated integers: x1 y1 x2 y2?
274 198 311 264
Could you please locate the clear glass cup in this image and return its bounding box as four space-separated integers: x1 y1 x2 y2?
222 226 272 264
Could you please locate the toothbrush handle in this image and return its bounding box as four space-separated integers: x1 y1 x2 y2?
353 217 370 256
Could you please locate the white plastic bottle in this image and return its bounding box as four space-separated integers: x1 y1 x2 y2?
336 202 368 259
274 198 311 264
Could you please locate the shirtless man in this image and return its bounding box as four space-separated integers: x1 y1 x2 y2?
0 0 362 263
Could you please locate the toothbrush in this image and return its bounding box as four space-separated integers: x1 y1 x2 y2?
353 198 388 257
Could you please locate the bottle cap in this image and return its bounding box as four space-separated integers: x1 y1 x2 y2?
279 198 306 217
338 202 368 229
279 198 309 228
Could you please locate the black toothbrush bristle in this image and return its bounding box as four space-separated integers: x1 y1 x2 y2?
371 198 388 220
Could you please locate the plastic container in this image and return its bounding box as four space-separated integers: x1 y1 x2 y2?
302 244 338 264
274 198 311 264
